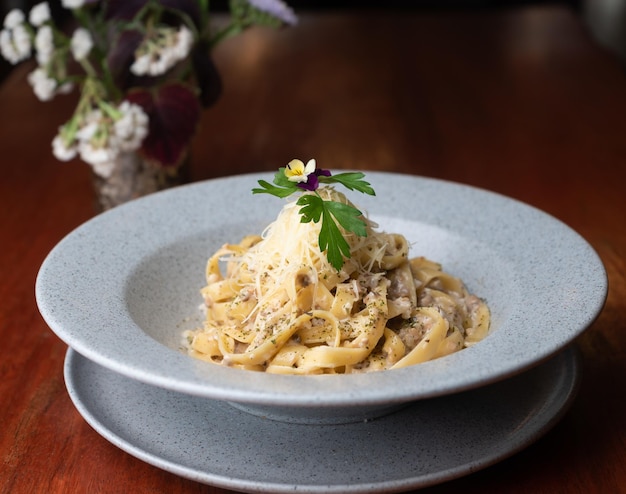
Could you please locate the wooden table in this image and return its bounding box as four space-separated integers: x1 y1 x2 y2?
2 5 625 493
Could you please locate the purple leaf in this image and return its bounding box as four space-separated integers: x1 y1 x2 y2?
126 83 201 167
104 0 149 20
106 29 145 91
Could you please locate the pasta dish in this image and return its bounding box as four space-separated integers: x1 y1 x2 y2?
182 186 490 374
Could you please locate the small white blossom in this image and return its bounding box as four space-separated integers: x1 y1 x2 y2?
156 51 175 75
70 27 93 61
0 23 32 64
129 53 150 75
57 81 74 94
76 113 120 173
35 25 54 65
61 0 86 9
27 67 57 101
70 103 149 174
0 29 18 63
146 53 169 77
29 2 51 27
52 133 77 161
4 9 25 29
114 101 149 151
172 25 193 59
1 10 32 64
247 0 298 25
131 25 194 77
74 108 103 140
12 24 31 55
75 120 99 142
53 105 144 172
130 58 146 76
79 141 118 168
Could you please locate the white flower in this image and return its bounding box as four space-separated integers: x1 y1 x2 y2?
27 67 57 101
70 27 93 61
57 81 74 94
129 53 150 76
70 104 148 174
12 24 31 55
35 25 54 65
146 54 168 77
0 23 32 64
0 29 18 63
114 101 149 151
247 0 298 25
75 108 105 140
130 53 149 76
52 108 123 167
4 9 24 29
79 141 118 167
29 2 51 27
76 113 121 173
172 25 193 59
75 120 99 142
52 133 77 161
131 25 194 77
61 0 86 9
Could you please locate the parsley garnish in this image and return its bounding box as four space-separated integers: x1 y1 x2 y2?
252 160 375 271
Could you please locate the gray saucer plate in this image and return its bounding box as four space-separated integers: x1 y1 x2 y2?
64 346 580 493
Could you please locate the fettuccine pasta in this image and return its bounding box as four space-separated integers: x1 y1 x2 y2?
183 188 489 374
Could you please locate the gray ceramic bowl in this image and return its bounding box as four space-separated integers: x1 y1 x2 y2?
36 172 607 424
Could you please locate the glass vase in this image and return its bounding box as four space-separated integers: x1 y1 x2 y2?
89 151 189 212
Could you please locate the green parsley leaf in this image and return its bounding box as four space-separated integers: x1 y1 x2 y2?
324 201 368 238
252 168 299 197
322 172 376 196
296 194 324 223
252 163 376 271
272 167 297 188
297 195 367 271
319 208 351 272
251 179 292 197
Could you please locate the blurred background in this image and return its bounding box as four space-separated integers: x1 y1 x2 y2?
0 0 626 83
7 0 626 86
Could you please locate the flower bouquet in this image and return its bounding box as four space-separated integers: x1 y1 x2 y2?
0 0 297 209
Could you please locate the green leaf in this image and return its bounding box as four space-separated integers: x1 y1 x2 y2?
322 172 376 196
324 201 368 238
252 169 299 198
228 0 283 29
252 180 293 197
250 164 377 271
296 194 323 223
319 208 351 272
273 167 297 188
296 195 367 271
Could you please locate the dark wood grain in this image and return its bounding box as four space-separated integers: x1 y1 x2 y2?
2 5 625 493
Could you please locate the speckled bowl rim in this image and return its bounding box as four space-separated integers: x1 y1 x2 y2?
36 172 607 407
